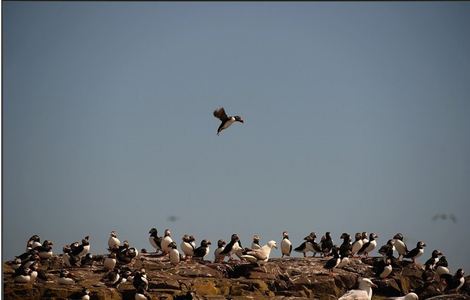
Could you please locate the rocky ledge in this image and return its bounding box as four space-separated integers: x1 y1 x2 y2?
3 254 470 300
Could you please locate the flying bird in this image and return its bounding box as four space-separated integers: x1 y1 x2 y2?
213 107 244 135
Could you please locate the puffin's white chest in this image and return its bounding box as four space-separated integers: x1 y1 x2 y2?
161 236 173 253
281 239 292 255
222 118 236 130
380 265 393 279
365 240 377 253
104 257 116 270
393 239 407 255
351 240 363 254
181 242 194 256
108 237 120 249
415 248 424 259
169 249 180 265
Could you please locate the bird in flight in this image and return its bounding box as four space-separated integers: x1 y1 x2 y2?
213 107 244 135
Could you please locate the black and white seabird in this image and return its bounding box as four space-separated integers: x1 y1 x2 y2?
339 233 352 258
375 258 393 279
135 285 152 300
404 241 426 266
392 233 408 261
26 235 42 252
424 249 443 271
214 240 226 263
180 234 196 259
357 233 378 257
219 234 243 261
321 232 334 257
104 253 117 271
351 233 364 257
58 269 75 285
69 287 91 300
132 268 149 291
161 229 174 255
378 239 395 262
13 265 37 284
168 241 182 266
323 246 341 274
194 240 212 260
441 268 465 293
435 255 450 275
108 231 121 251
251 235 262 250
213 107 244 135
148 228 162 254
281 231 292 258
294 232 322 257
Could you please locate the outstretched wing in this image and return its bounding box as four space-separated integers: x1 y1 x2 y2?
213 107 229 121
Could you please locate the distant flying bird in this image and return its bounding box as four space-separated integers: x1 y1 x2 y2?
213 107 244 135
432 213 457 223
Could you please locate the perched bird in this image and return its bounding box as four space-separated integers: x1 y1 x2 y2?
435 255 450 275
13 266 37 284
214 240 226 263
148 228 162 253
339 233 352 258
104 253 117 271
281 231 292 258
351 233 364 257
58 269 75 285
81 253 94 267
108 231 121 251
378 239 395 262
132 268 149 291
71 236 90 260
251 235 262 250
37 240 54 259
213 107 244 135
441 268 465 293
361 232 369 244
26 235 42 252
180 234 196 259
375 258 393 279
219 234 243 261
387 292 419 300
161 229 174 255
321 232 334 257
193 240 212 260
323 246 341 274
294 232 321 257
392 233 408 261
135 285 152 300
104 268 126 289
240 240 277 264
358 233 378 257
69 287 91 300
169 242 182 266
404 241 426 266
424 250 443 271
338 278 377 300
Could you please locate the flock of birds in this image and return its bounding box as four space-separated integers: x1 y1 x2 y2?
5 108 466 299
6 228 466 300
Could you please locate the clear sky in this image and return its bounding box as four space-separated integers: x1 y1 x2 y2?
3 2 470 270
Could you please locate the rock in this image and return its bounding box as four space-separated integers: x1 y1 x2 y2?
3 254 470 300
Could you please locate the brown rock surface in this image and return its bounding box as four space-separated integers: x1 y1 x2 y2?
3 254 470 299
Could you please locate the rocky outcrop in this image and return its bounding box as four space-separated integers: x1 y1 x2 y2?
3 254 470 299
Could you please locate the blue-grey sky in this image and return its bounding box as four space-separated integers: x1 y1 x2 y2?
3 2 470 270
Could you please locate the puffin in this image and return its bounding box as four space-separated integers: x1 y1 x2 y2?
193 240 212 260
281 231 293 258
435 255 450 275
321 232 334 257
441 268 465 293
375 258 393 279
135 285 152 300
392 233 408 260
323 246 341 274
26 235 42 252
148 228 162 253
351 232 364 257
168 241 182 266
180 234 196 259
161 229 174 255
132 268 149 291
294 232 321 257
378 239 395 262
37 240 54 259
404 241 426 266
58 269 75 285
357 233 378 257
339 233 352 258
251 235 262 250
424 249 443 271
219 234 243 261
108 231 121 251
213 107 244 135
214 240 226 263
104 252 117 271
69 287 91 300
